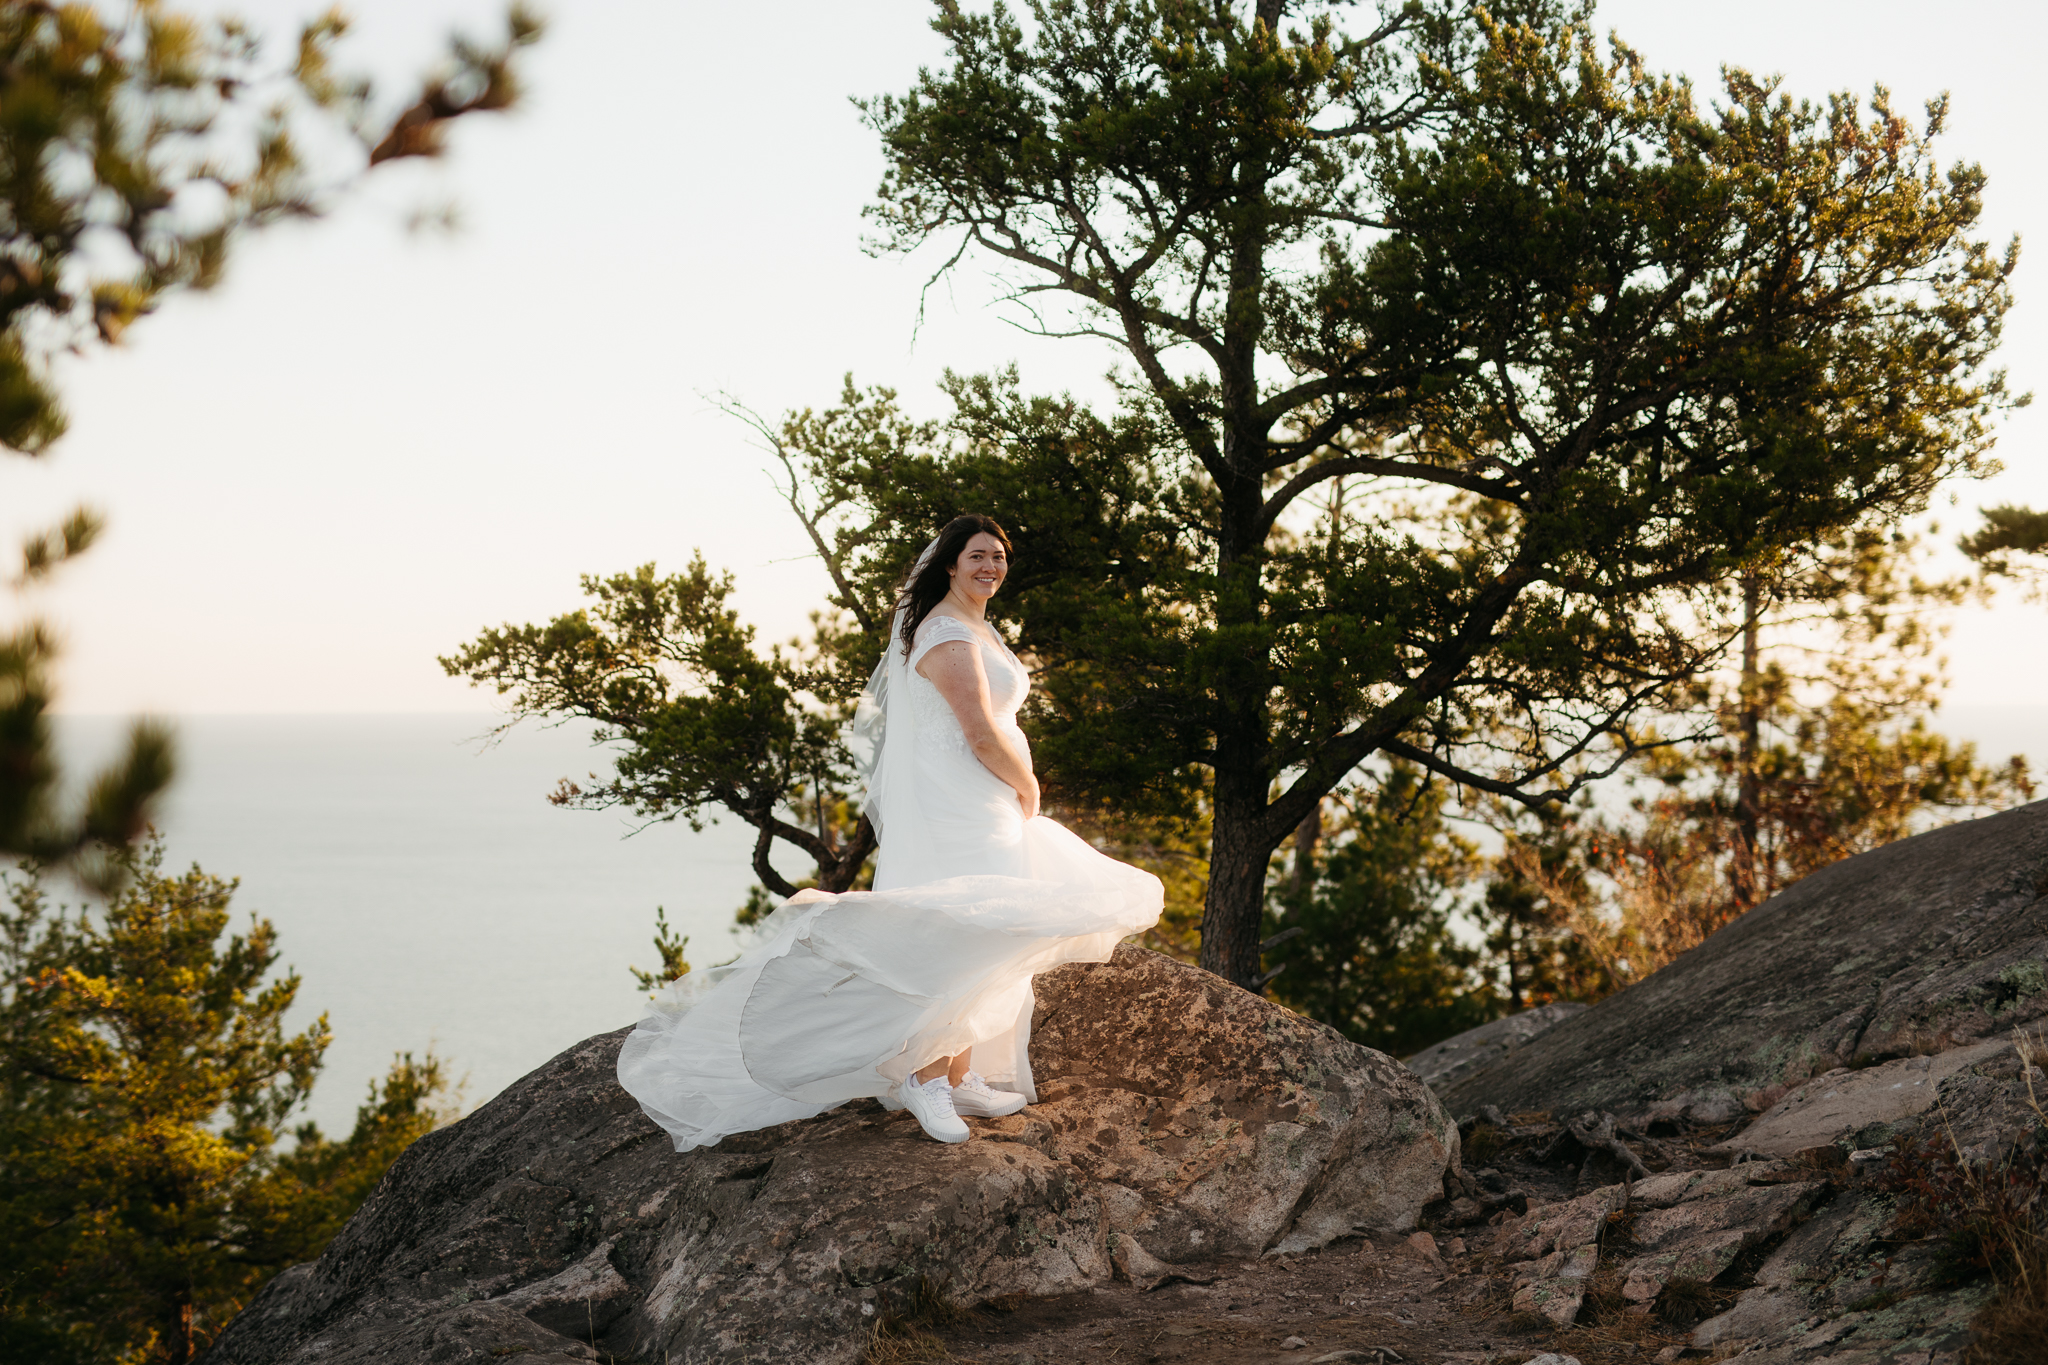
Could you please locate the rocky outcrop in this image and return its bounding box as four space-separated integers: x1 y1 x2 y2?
1427 801 2048 1365
1685 1037 2047 1364
1451 1030 2048 1363
1439 799 2048 1123
789 803 2048 1365
1500 1164 1829 1328
204 945 1458 1365
1704 1036 2016 1160
1402 1001 1585 1092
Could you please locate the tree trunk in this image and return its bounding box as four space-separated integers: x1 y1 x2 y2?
1505 916 1526 1010
820 815 877 893
1732 572 1763 909
1194 128 1285 991
1292 798 1322 893
1200 778 1274 989
752 822 797 899
1195 449 1279 989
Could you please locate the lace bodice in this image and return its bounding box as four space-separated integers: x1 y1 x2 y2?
906 615 1029 752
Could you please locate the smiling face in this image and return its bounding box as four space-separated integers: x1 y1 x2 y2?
946 531 1009 603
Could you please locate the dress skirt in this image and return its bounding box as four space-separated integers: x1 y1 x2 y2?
615 814 1163 1152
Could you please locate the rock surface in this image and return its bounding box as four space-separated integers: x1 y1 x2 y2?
888 803 2048 1365
203 946 1456 1365
1445 1025 2045 1363
1706 1036 2015 1159
1402 1001 1587 1092
1497 1165 1828 1329
1428 802 2048 1365
1439 799 2048 1121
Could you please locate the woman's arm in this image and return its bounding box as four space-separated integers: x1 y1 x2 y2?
917 640 1040 819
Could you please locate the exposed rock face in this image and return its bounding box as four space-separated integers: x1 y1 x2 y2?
1674 1037 2047 1363
1500 1166 1828 1328
1705 1036 2015 1160
1402 1001 1586 1092
1440 799 2048 1122
1436 803 2048 1365
1466 1025 2048 1361
1682 1174 1996 1365
204 945 1456 1365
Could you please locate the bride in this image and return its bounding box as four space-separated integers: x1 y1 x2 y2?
616 515 1164 1146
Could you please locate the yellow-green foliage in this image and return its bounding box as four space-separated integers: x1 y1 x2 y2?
0 843 447 1365
631 905 693 994
0 11 542 1351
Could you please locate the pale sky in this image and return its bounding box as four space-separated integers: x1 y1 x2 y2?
8 0 2046 716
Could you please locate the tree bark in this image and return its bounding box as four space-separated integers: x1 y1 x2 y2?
1292 798 1322 894
1200 778 1275 989
1732 571 1763 909
751 822 796 898
820 815 877 893
749 808 874 898
1505 918 1526 1011
1195 409 1281 988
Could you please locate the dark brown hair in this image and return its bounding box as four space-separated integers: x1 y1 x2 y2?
898 514 1013 658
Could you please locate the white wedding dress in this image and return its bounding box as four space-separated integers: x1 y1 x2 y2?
616 612 1164 1152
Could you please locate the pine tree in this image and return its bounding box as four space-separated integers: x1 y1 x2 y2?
1963 505 2048 600
0 844 446 1364
1261 765 1499 1055
1479 527 2034 991
0 7 541 1358
858 1 2020 990
443 372 1189 905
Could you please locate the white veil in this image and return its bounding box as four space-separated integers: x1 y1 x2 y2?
849 535 942 843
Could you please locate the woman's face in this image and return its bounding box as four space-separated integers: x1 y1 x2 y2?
947 532 1009 603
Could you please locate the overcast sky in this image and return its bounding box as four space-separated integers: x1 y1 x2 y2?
7 0 2046 715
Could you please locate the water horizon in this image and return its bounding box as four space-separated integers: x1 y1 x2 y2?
42 703 2048 1138
48 713 786 1137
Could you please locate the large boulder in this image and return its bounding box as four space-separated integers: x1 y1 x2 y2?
1439 799 2048 1122
204 945 1457 1365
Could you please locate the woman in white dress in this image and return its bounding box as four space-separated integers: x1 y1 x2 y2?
616 515 1163 1146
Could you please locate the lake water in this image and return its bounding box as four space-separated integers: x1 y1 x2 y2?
46 704 2048 1136
50 714 773 1136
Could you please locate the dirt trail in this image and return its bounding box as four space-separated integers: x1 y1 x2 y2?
919 1225 1696 1365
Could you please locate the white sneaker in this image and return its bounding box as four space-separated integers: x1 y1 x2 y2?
897 1075 970 1144
951 1070 1028 1117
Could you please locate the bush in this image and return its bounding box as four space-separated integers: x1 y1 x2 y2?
0 843 447 1363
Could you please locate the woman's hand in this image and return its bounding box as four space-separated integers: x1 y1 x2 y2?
1016 771 1040 821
